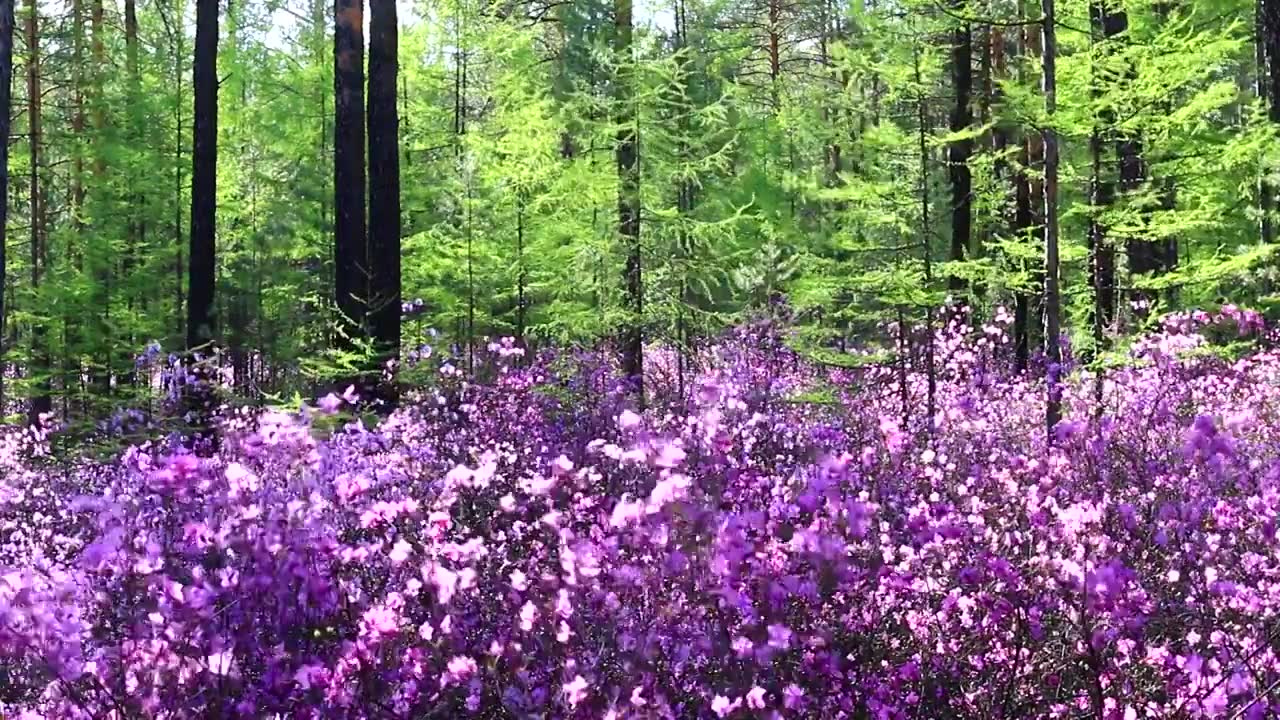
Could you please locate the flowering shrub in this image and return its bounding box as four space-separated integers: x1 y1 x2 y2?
3 310 1280 718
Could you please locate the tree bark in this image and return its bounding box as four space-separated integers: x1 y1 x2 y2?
948 1 973 296
334 0 367 369
188 0 218 351
125 0 143 295
1260 0 1276 244
368 0 401 406
1088 1 1121 340
186 0 218 444
913 42 937 429
616 0 643 404
0 0 11 410
25 0 48 425
1042 0 1063 436
90 0 110 395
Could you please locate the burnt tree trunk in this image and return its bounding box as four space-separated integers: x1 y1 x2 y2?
0 0 11 411
186 0 218 440
948 1 973 296
1088 0 1123 341
616 0 643 404
335 0 367 380
368 0 401 407
1042 0 1063 435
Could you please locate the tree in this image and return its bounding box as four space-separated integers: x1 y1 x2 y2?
0 0 9 411
1265 0 1280 243
25 0 48 425
948 1 973 296
1088 0 1123 350
616 0 642 402
186 0 218 438
1042 0 1062 435
335 0 367 376
368 0 401 404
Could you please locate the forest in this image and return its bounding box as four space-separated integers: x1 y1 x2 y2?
2 0 1280 717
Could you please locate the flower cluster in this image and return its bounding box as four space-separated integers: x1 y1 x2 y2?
2 312 1280 718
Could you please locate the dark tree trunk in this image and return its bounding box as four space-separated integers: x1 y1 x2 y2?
1042 0 1062 436
914 45 936 430
122 0 142 388
172 3 184 342
616 0 643 404
368 0 401 407
26 0 49 425
516 196 527 348
124 0 143 285
334 0 367 371
1009 39 1032 374
1261 0 1277 243
1153 1 1179 299
1088 1 1122 340
1118 131 1150 301
1268 0 1280 144
89 0 112 401
948 1 973 295
186 0 218 441
188 0 218 351
0 0 11 411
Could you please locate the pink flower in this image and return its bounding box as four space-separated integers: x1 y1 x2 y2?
388 539 412 566
360 605 400 642
746 686 767 709
618 409 642 431
317 393 343 414
563 675 589 708
711 695 740 717
443 655 477 685
551 454 575 475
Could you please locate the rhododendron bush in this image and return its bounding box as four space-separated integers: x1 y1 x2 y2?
3 310 1280 719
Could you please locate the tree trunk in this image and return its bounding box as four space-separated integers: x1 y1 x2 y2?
1013 161 1031 372
186 0 218 440
1260 0 1276 244
616 0 643 404
25 0 48 425
90 0 111 399
1268 0 1280 157
1041 0 1063 436
1088 1 1121 342
0 0 11 411
368 0 401 406
125 0 143 296
948 1 973 296
914 44 936 429
71 0 85 231
172 0 184 342
334 0 367 375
